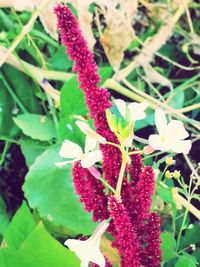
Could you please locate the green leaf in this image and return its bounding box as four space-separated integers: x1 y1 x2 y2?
161 232 177 262
168 90 185 109
3 201 36 249
192 248 200 263
60 75 88 118
48 46 73 71
0 80 18 137
175 253 197 267
98 66 113 86
2 65 42 114
16 223 80 267
13 114 56 141
134 108 155 131
20 139 45 167
180 224 200 250
0 196 10 236
58 117 85 147
0 223 80 267
23 147 96 235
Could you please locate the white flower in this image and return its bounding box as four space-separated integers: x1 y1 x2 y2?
114 99 148 122
148 109 191 154
75 120 106 144
113 99 147 147
56 120 106 168
56 136 102 168
65 220 109 267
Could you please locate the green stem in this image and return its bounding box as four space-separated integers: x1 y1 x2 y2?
0 136 57 149
30 29 59 48
176 206 189 251
0 141 10 166
115 149 128 199
100 177 116 194
0 73 28 113
106 141 121 150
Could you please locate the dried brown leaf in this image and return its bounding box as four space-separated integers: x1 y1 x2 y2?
12 0 35 11
34 0 58 40
76 0 96 49
99 0 138 70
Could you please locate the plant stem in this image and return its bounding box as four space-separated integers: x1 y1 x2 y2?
115 148 128 199
176 204 189 251
0 73 28 113
106 141 121 150
0 0 51 67
0 141 10 166
100 177 116 194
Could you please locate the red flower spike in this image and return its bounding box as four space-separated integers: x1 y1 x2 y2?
108 195 140 267
72 162 109 222
140 213 162 267
54 4 120 186
132 166 155 223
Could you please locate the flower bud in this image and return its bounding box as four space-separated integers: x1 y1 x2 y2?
165 157 175 166
165 170 173 179
173 170 181 179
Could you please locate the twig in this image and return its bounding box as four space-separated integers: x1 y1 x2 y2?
0 0 51 67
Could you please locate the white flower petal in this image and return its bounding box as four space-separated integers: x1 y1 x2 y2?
55 159 76 167
170 140 192 154
128 102 147 121
81 150 102 168
166 120 189 140
85 135 97 153
76 120 91 135
64 220 109 267
155 108 168 135
81 261 88 267
148 134 169 151
76 120 107 144
114 99 126 118
59 140 82 159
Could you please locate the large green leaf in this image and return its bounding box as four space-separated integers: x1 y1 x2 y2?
13 113 56 141
3 201 36 249
161 232 177 262
175 253 197 267
0 196 10 236
15 223 80 267
0 224 80 267
60 75 88 118
23 147 96 235
20 139 46 167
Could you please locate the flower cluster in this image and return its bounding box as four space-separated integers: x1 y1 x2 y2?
55 4 191 267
